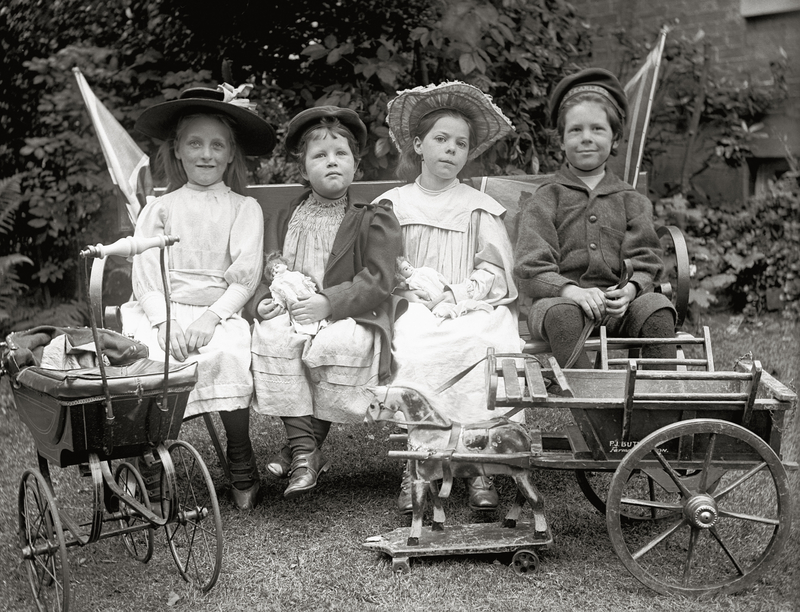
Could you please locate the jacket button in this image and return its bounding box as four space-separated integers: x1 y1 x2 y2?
589 243 597 250
589 215 597 223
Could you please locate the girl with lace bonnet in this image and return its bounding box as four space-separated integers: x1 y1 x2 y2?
376 81 518 514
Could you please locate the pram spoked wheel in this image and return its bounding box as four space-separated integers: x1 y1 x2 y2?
113 461 155 563
18 469 71 612
162 439 223 592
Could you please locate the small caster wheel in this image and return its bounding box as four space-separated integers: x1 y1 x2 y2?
511 549 539 575
392 557 410 574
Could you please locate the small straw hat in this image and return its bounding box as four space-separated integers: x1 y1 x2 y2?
387 81 514 160
135 83 276 156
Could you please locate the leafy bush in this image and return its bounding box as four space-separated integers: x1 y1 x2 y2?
0 174 33 334
656 170 800 319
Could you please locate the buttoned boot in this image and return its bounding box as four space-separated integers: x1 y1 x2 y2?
397 462 413 515
229 454 261 510
466 475 498 511
284 448 331 499
221 408 260 510
266 446 292 478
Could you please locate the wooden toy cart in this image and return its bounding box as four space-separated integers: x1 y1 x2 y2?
0 237 223 612
367 330 796 597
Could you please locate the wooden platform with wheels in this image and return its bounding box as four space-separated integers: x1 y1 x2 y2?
364 521 552 575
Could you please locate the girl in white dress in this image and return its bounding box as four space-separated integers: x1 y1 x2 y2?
249 106 402 500
122 84 275 509
377 81 521 514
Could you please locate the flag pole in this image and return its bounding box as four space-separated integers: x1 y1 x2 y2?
630 26 669 188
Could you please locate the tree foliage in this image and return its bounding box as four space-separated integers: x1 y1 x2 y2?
1 0 590 301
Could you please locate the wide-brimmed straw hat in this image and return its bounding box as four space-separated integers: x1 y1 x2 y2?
135 83 276 156
386 81 514 160
548 68 628 127
285 106 368 154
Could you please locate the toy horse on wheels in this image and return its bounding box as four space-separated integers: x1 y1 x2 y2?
366 383 548 547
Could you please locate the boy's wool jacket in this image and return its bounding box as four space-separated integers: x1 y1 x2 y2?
247 189 406 381
514 165 664 300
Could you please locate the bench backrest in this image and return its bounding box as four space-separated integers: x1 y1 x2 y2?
240 172 648 253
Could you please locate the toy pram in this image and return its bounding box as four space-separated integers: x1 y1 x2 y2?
1 236 223 612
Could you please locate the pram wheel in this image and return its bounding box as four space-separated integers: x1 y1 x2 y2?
18 469 71 612
114 461 154 563
163 439 223 592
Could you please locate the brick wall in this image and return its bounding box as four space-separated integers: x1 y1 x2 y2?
567 0 799 203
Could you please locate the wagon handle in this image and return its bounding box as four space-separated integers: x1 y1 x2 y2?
564 259 634 368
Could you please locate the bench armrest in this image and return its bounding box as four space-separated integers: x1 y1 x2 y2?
89 257 123 333
655 225 690 328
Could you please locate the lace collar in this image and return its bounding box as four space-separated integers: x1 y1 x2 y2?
306 191 349 208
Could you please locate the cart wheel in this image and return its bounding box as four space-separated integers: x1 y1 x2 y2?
391 557 411 574
576 467 724 522
18 469 71 612
606 419 793 597
114 462 154 563
511 549 539 575
163 440 223 592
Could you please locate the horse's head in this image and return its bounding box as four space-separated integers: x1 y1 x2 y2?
365 384 451 428
365 385 404 424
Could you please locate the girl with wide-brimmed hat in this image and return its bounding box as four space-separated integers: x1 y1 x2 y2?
122 83 275 510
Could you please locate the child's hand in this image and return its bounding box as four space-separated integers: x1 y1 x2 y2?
185 310 221 352
257 298 285 320
603 283 637 318
425 290 455 311
291 294 331 324
561 285 607 321
157 320 188 362
393 288 423 302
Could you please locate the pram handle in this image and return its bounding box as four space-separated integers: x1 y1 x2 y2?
80 235 180 259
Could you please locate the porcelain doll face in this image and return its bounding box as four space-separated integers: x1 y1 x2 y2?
560 100 614 177
413 115 470 190
398 260 414 279
301 133 357 200
270 261 288 276
174 115 235 187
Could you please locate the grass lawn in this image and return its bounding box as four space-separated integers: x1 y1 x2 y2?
0 312 797 612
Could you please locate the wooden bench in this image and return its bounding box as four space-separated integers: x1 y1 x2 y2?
246 172 691 336
89 173 691 481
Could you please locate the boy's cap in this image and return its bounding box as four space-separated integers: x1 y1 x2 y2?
548 68 628 126
285 106 368 154
135 83 276 156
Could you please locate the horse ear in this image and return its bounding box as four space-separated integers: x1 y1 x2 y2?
366 385 384 398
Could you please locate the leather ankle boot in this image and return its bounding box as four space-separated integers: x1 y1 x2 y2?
284 448 330 500
229 455 261 510
397 463 413 515
266 446 292 478
466 476 498 511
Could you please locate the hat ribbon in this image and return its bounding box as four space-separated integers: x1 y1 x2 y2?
218 83 257 113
